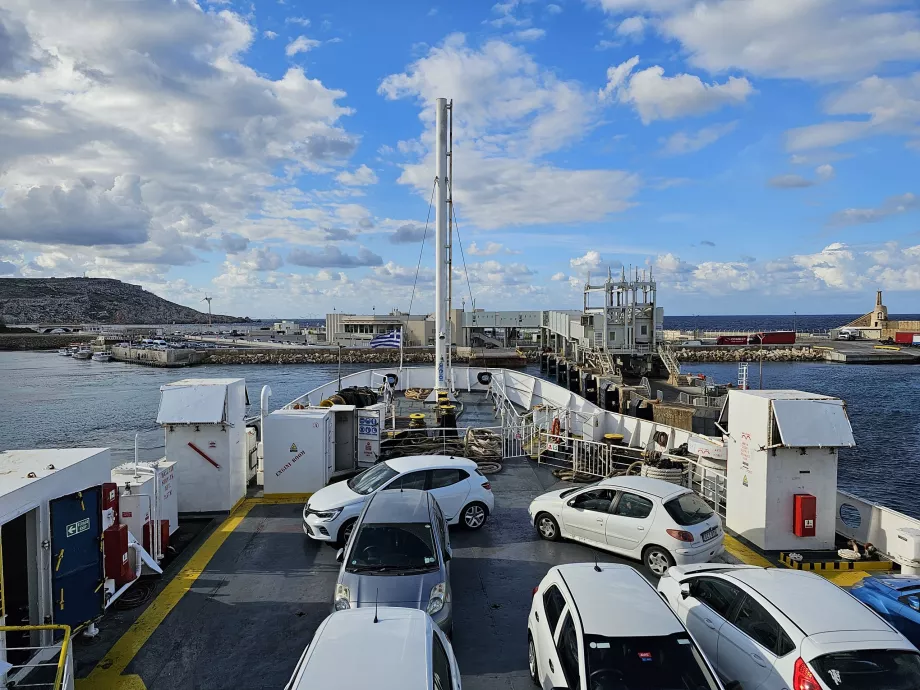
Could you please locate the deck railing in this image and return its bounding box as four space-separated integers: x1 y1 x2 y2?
0 625 73 690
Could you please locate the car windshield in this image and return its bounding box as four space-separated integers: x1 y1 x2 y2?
664 493 714 526
346 463 399 495
810 650 920 689
346 523 439 574
584 633 719 690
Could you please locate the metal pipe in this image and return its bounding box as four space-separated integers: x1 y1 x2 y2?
434 97 449 392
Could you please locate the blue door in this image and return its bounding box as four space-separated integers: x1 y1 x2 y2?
50 487 104 628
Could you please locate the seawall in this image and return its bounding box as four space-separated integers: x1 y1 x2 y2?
0 334 96 350
674 346 824 363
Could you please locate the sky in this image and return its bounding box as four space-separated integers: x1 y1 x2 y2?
0 0 919 319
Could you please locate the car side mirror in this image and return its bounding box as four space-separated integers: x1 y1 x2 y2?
335 548 345 563
680 582 692 600
725 681 743 690
443 551 452 563
908 596 920 612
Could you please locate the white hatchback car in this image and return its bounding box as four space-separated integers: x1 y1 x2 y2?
658 564 920 690
303 455 494 545
285 607 460 690
528 476 724 576
528 563 731 690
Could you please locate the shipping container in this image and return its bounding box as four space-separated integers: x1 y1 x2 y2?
750 331 796 345
894 332 920 345
717 335 749 345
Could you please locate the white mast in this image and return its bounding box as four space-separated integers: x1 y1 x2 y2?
433 97 449 392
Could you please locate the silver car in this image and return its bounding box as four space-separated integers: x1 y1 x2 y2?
334 489 453 636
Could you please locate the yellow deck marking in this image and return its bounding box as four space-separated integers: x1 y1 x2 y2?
819 570 871 587
78 500 258 690
723 535 774 568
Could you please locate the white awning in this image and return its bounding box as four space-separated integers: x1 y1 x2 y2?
156 386 227 425
771 399 855 448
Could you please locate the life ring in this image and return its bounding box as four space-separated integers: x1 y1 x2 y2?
384 373 398 386
477 371 492 385
550 418 561 438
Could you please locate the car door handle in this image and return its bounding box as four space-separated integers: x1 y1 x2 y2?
535 611 540 622
637 526 645 531
548 659 554 673
596 518 604 523
750 653 768 667
704 618 717 629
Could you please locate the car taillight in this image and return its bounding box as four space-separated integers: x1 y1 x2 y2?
793 657 821 690
532 586 539 597
482 482 492 491
666 529 694 542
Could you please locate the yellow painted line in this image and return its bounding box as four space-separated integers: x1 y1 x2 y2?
723 535 774 568
813 346 834 351
875 345 901 351
260 493 313 503
77 500 258 690
820 570 872 587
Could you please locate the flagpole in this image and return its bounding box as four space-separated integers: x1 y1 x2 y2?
399 325 404 371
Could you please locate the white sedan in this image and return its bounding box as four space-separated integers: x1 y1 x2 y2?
528 475 724 576
303 455 494 545
658 564 920 690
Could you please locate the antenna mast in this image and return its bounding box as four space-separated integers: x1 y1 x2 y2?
432 97 449 394
202 296 213 327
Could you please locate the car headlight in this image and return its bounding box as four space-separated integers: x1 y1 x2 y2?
427 582 446 616
334 583 350 610
314 507 343 521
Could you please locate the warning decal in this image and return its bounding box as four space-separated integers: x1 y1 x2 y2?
66 518 90 538
290 443 298 452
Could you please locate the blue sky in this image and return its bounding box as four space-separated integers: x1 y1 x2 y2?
0 0 918 318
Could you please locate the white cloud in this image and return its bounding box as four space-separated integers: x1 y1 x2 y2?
0 0 357 281
380 34 638 229
767 164 835 189
660 121 737 155
287 245 383 267
389 223 427 244
286 35 321 56
570 250 603 271
828 193 919 227
616 15 646 37
598 0 920 82
786 72 920 152
285 17 311 27
551 271 566 280
336 164 379 186
263 30 278 39
599 56 753 123
468 241 505 256
546 4 563 14
237 247 284 271
515 28 546 41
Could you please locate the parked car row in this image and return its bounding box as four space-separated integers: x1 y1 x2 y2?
290 462 920 690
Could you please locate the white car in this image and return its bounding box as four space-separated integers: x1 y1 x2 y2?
528 476 724 576
658 564 920 690
285 607 460 690
528 563 731 690
303 455 494 544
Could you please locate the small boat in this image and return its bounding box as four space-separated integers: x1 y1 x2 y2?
72 349 92 360
58 348 71 356
91 351 113 362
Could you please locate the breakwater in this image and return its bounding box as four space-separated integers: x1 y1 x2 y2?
0 333 95 350
674 346 824 363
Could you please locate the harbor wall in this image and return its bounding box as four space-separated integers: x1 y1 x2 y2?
673 346 824 363
0 333 96 350
203 347 538 366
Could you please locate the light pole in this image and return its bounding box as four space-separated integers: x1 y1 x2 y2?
793 311 797 333
201 296 213 327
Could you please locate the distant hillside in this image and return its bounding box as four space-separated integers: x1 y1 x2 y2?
0 278 247 325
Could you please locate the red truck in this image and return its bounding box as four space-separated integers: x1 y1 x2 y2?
894 332 920 346
717 335 749 345
750 331 796 345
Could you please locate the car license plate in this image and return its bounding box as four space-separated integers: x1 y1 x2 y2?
701 526 719 542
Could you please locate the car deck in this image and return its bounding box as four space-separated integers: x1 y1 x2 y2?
75 452 659 690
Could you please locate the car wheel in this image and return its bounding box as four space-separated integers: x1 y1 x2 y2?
528 635 539 686
460 502 488 530
643 545 675 576
338 519 357 546
536 513 561 541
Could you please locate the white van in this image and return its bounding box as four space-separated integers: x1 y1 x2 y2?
285 608 461 690
837 328 860 341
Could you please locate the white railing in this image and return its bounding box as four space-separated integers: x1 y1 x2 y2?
836 490 920 568
0 625 73 690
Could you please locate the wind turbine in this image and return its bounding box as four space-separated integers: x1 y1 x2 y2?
202 296 213 327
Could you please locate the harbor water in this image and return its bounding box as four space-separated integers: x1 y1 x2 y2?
1 351 917 518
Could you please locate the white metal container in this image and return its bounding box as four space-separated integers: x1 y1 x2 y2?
891 528 920 567
262 408 334 496
111 466 156 549
157 378 249 513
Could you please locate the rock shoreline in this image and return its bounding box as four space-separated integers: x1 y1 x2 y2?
673 346 824 363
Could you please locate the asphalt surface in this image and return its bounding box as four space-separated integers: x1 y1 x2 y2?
85 455 655 690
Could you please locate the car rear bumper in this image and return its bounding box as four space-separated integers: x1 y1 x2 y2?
673 539 725 565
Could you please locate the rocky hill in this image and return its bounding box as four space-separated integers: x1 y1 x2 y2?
0 278 247 325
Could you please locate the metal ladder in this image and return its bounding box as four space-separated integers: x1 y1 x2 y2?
658 344 681 379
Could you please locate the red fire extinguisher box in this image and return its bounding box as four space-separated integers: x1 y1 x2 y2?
103 523 136 587
793 494 817 538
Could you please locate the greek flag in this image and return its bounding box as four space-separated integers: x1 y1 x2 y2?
370 330 401 349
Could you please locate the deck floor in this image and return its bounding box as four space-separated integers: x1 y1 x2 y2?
76 455 656 690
